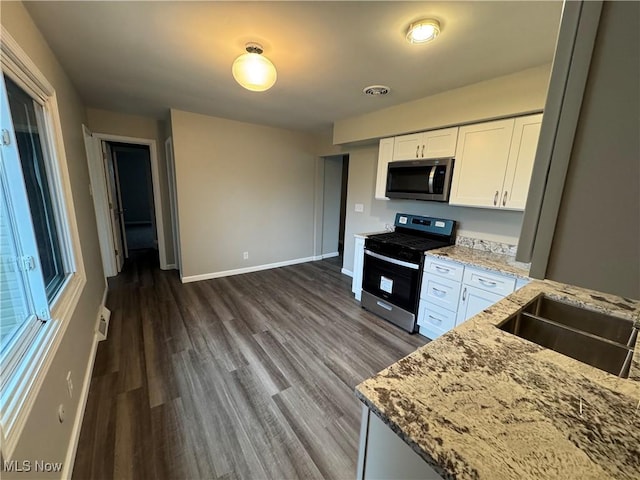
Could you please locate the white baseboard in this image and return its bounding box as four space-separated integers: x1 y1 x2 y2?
321 251 339 259
165 263 177 270
181 256 317 283
341 268 354 277
62 290 106 479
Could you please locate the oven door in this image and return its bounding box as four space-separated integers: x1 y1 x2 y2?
362 250 421 313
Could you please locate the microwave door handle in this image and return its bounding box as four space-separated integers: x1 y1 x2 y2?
428 167 436 194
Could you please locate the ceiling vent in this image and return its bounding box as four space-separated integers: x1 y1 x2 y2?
363 85 390 96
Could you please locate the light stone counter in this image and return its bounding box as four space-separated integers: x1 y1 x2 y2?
356 280 640 479
427 245 530 280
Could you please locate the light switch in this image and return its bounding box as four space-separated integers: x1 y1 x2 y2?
355 203 364 213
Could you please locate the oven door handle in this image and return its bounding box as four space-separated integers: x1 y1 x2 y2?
364 250 420 270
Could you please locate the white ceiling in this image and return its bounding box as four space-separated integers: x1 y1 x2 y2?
25 1 563 133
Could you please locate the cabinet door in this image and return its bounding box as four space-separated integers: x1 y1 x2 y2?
502 114 543 210
422 127 458 158
420 274 462 311
449 118 515 208
417 301 457 340
352 236 365 301
456 285 504 326
392 133 422 160
374 138 394 200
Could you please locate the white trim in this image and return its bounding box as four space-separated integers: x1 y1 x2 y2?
62 283 106 478
164 137 181 273
341 268 354 277
83 125 116 276
181 256 317 283
320 251 340 259
0 26 87 459
61 333 99 479
92 133 169 270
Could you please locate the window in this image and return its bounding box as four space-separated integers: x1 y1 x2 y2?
0 28 86 458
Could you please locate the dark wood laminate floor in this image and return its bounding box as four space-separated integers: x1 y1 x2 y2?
72 250 427 480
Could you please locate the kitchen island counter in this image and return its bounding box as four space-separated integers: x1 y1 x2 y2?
356 279 640 479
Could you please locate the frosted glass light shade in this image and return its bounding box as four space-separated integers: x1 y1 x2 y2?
232 52 277 92
406 19 441 44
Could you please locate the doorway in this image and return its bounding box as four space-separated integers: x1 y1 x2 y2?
321 154 349 269
108 142 157 255
82 126 168 277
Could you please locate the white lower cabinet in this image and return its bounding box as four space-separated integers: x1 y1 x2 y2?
455 285 504 326
357 407 442 480
352 236 365 301
417 255 528 339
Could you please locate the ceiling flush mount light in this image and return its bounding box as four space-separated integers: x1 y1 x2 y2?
363 85 390 96
232 43 277 92
406 19 441 44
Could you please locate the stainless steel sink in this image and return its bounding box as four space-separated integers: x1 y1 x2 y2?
498 295 638 378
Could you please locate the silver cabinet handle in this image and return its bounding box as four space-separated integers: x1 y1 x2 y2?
435 265 450 274
493 190 499 206
478 278 497 287
428 314 443 325
502 191 508 206
421 145 425 157
415 145 420 158
432 287 447 297
462 287 467 302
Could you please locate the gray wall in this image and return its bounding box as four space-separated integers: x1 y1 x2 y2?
342 144 525 273
1 3 106 475
170 109 317 280
321 155 343 255
545 1 640 298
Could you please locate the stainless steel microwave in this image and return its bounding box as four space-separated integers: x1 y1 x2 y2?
386 157 454 202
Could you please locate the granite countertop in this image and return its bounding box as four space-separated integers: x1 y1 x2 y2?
356 280 640 479
427 245 531 280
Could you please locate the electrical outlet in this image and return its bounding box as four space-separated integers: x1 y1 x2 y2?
243 251 249 260
354 203 364 213
66 371 73 398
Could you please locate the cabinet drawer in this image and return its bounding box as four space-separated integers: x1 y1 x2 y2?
424 257 464 282
420 274 462 310
462 267 516 296
417 302 457 340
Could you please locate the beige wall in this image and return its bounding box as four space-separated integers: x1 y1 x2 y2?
341 144 525 273
545 1 639 298
334 64 551 145
1 3 105 478
170 109 318 279
85 108 174 266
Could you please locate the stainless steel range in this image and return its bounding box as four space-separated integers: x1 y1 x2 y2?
362 213 456 333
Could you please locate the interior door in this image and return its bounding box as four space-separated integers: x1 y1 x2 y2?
101 142 125 272
82 125 117 277
111 152 128 258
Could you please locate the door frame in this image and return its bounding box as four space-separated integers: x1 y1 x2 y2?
164 137 180 272
89 132 169 272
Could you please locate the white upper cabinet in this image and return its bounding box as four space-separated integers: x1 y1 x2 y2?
502 114 543 209
449 118 515 208
392 127 458 161
374 137 394 200
449 114 542 210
